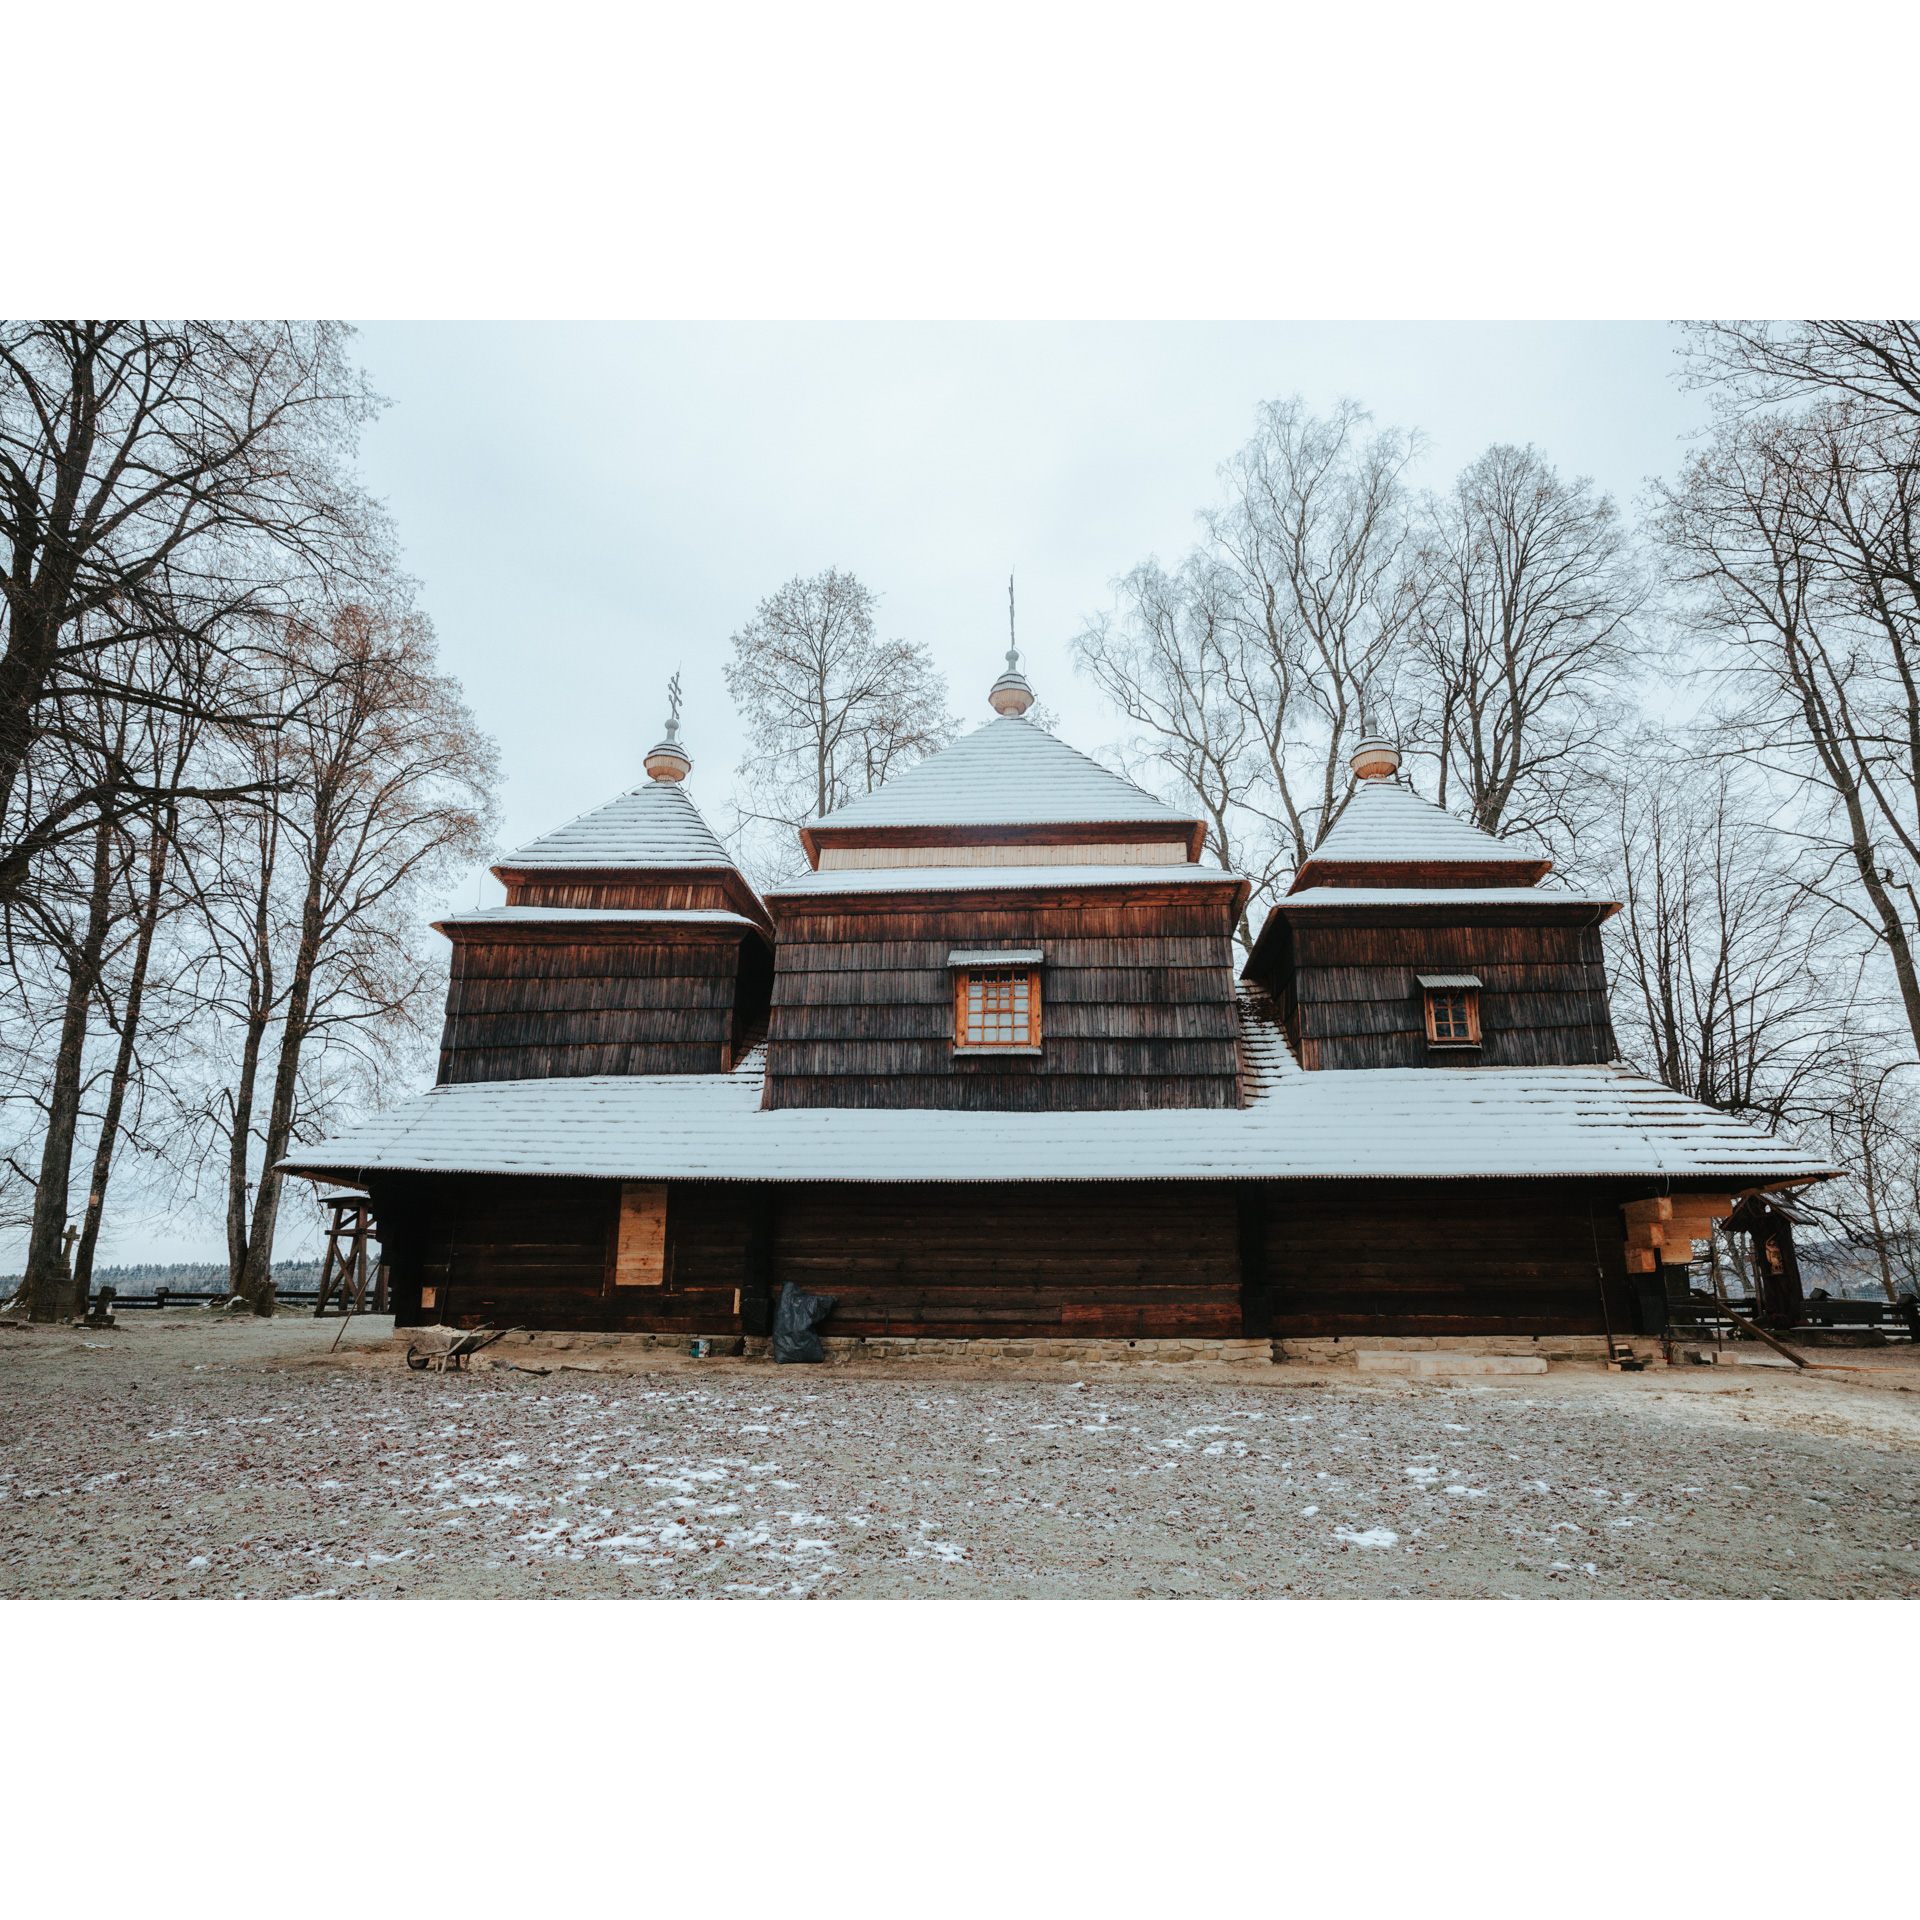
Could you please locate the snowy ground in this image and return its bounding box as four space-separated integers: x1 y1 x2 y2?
4 1315 1920 1599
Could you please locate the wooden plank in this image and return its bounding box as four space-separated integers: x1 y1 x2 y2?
615 1183 669 1286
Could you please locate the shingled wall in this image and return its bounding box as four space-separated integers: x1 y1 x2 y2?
436 929 773 1083
764 889 1245 1111
1252 911 1617 1071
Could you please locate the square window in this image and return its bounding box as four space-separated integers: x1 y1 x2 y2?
954 968 1042 1049
1424 987 1480 1046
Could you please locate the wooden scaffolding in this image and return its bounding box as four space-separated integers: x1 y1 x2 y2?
314 1191 387 1316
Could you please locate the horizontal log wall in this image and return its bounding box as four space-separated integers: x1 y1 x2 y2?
771 1183 1241 1335
1257 1177 1639 1337
1291 922 1616 1071
766 906 1244 1110
377 1175 751 1333
371 1173 1648 1340
437 935 763 1083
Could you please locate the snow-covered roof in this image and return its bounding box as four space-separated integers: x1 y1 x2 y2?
434 906 759 932
768 862 1242 899
1237 984 1302 1093
812 717 1195 830
1306 778 1546 870
496 781 736 871
1276 887 1618 911
284 1061 1829 1187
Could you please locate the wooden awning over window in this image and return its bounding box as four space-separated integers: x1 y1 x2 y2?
947 947 1045 967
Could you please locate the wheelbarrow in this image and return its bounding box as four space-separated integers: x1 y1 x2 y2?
404 1325 520 1372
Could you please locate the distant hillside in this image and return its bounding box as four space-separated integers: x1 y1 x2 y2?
0 1260 324 1300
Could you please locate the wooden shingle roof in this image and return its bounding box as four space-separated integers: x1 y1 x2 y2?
813 716 1195 830
494 781 736 874
1312 777 1543 864
283 1061 1833 1186
1288 779 1552 892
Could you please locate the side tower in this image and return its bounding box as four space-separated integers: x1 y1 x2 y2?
1241 735 1619 1069
762 651 1252 1111
433 705 774 1083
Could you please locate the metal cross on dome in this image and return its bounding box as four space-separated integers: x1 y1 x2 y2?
665 671 682 737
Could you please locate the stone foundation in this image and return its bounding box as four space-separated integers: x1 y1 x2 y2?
434 1329 1275 1366
793 1335 1276 1366
414 1328 1671 1370
1273 1334 1665 1366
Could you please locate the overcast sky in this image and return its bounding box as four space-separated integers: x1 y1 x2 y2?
351 322 1710 919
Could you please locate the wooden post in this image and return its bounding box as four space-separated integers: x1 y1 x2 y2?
740 1187 776 1337
1237 1185 1270 1338
352 1215 370 1312
313 1207 343 1318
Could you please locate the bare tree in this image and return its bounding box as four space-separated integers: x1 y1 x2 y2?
1409 444 1646 855
1073 554 1274 944
1073 399 1424 900
68 796 174 1311
1206 399 1425 868
8 584 329 1319
1681 322 1920 427
174 596 498 1312
1798 1053 1920 1304
723 569 953 881
0 322 380 901
1602 748 1853 1126
66 606 241 1308
1655 402 1920 1059
14 759 125 1319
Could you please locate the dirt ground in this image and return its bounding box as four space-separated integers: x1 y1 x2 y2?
4 1312 1920 1599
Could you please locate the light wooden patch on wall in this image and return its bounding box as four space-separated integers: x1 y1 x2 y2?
817 842 1187 870
616 1182 669 1286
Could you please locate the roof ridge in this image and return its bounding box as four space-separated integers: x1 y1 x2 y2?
812 716 1201 831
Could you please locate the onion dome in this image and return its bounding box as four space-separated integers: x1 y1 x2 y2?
644 679 692 783
1349 734 1401 782
989 645 1034 717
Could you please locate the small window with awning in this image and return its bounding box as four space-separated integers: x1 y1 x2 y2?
948 948 1044 1054
1417 972 1482 1048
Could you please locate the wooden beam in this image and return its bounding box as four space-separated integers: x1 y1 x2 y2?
1626 1221 1691 1250
1719 1309 1809 1368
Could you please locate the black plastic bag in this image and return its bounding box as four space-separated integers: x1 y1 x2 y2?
772 1281 837 1363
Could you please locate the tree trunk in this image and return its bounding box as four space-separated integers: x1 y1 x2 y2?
225 818 280 1293
19 815 118 1320
224 1006 270 1292
236 860 326 1315
72 807 172 1309
0 610 62 874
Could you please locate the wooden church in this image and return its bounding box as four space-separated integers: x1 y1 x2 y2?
287 651 1826 1348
